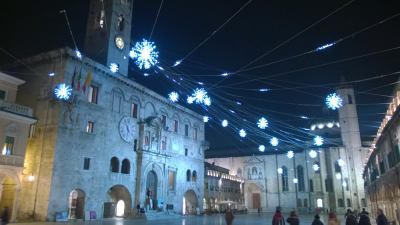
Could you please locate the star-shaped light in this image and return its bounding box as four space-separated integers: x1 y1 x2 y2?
75 49 82 59
335 173 342 180
287 151 294 159
270 137 279 147
293 178 298 184
258 145 265 152
326 93 343 110
194 88 207 103
312 163 320 171
204 97 211 106
173 60 182 67
313 136 324 146
342 181 348 187
203 116 209 123
129 39 159 70
337 158 345 167
187 96 195 104
239 129 246 138
54 83 72 100
277 168 283 174
222 120 228 127
168 91 179 102
110 63 119 73
257 117 268 129
309 150 318 158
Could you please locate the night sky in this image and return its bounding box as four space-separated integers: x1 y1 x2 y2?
1 0 400 157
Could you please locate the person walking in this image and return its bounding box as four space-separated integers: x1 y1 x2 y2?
286 211 299 225
272 207 285 225
376 209 389 225
1 208 9 225
346 210 358 225
225 208 234 225
358 209 371 225
312 214 324 225
328 211 340 225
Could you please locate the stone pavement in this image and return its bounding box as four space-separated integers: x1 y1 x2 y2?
10 213 353 225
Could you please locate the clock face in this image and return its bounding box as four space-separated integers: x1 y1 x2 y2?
115 36 125 50
119 117 136 143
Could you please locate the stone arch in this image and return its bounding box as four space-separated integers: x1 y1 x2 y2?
0 170 21 222
142 163 163 209
121 159 130 174
68 189 85 219
186 169 191 181
144 102 157 118
129 95 141 107
104 185 132 218
245 183 262 210
183 189 198 215
110 157 119 173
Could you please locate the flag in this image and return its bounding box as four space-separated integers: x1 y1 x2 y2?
77 67 82 91
71 67 77 89
82 70 93 93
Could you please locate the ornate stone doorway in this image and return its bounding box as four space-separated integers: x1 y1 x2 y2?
146 170 157 210
68 189 85 219
0 176 18 222
183 190 198 215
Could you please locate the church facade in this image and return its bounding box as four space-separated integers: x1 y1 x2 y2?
3 0 205 221
207 86 369 213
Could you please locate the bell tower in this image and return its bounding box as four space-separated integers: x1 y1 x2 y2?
84 0 133 76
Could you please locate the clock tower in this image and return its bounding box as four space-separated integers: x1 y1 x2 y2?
84 0 133 76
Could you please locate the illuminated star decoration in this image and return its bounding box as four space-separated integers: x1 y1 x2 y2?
314 136 324 146
222 120 228 127
204 97 211 106
187 88 212 106
277 168 283 174
54 83 72 100
316 42 336 51
168 91 179 103
75 49 82 59
325 93 343 110
270 137 279 147
129 39 159 70
110 63 119 73
337 158 345 167
309 150 318 158
187 96 195 104
203 116 209 123
239 129 247 138
257 117 268 129
287 150 294 159
335 173 342 180
258 145 265 152
173 60 182 67
293 178 298 184
312 163 320 171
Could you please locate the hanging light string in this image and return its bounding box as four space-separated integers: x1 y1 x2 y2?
59 10 78 51
149 0 164 40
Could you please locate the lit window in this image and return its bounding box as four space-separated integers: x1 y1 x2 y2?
87 85 98 104
317 198 323 208
99 10 105 29
86 121 94 133
2 136 14 156
83 158 90 170
168 170 176 191
131 103 138 118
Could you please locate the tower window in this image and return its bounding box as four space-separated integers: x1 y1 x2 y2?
194 128 198 140
131 103 138 118
174 120 178 133
83 158 91 170
88 85 98 104
185 124 189 137
185 148 188 156
86 121 94 133
99 10 105 29
348 95 353 104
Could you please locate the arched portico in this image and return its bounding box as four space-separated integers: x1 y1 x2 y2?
0 169 21 222
104 185 132 218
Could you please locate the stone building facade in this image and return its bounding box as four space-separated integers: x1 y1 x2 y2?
7 47 205 221
0 72 36 222
204 162 244 213
363 89 400 225
207 86 368 213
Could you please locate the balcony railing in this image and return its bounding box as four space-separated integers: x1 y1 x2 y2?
0 155 24 167
0 99 33 117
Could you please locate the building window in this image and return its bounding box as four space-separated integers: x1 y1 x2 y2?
185 124 189 137
87 85 98 104
0 90 6 100
83 158 91 170
112 92 121 112
2 136 15 156
174 120 178 133
309 179 314 192
304 199 308 208
325 178 333 192
99 10 105 29
338 198 344 207
161 115 167 128
194 128 198 140
348 94 353 104
192 171 197 182
361 198 367 207
110 157 119 173
317 198 323 208
131 103 138 118
297 199 302 207
144 131 150 147
281 166 289 192
346 198 352 207
186 169 191 181
28 124 36 138
161 136 167 151
335 161 341 173
344 178 350 191
86 121 94 133
185 148 188 156
297 166 305 192
121 159 130 174
168 170 176 191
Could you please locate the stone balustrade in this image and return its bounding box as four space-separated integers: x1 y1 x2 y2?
0 155 24 167
0 99 33 117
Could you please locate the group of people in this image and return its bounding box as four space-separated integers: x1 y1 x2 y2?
270 207 390 225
